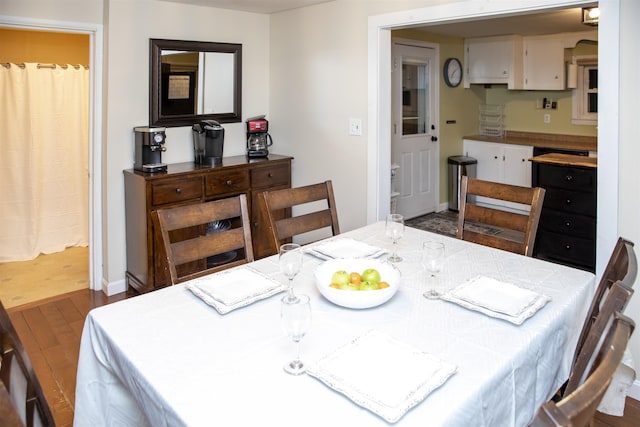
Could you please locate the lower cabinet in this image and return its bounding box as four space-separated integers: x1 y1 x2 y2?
532 161 596 272
124 155 292 293
463 139 533 212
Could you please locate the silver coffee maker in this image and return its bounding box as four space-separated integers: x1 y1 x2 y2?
133 126 167 173
192 120 225 166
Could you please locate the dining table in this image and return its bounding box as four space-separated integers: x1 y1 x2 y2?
73 222 595 427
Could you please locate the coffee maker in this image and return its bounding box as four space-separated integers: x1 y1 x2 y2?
192 120 224 166
133 126 167 173
246 115 273 158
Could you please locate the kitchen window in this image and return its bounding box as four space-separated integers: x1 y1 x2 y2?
571 57 597 125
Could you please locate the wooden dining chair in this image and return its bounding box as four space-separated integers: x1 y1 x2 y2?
564 280 634 397
153 194 254 285
1 300 56 427
259 180 340 254
571 238 637 372
456 176 546 256
530 312 635 427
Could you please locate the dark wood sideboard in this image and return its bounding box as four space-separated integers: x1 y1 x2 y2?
531 153 597 272
124 154 293 294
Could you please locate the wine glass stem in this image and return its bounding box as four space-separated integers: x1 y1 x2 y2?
294 339 301 362
287 278 295 300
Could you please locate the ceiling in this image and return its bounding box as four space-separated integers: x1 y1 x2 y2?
161 1 598 37
161 0 332 14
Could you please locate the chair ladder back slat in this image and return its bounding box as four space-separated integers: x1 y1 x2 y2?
571 238 637 373
153 194 254 285
260 181 340 254
457 176 545 257
532 314 635 427
0 301 56 427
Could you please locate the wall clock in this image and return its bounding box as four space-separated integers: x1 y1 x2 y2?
443 57 462 87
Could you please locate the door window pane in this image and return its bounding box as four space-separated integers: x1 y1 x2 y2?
402 62 429 135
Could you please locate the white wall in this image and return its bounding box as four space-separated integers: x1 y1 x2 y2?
0 0 102 23
618 0 640 398
102 0 270 288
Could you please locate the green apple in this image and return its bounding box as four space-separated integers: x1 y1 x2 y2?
331 270 350 287
361 268 381 284
359 281 379 291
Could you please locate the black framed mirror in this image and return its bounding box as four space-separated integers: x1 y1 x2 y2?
150 39 242 127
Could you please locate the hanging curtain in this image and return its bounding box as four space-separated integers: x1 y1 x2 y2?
0 63 89 262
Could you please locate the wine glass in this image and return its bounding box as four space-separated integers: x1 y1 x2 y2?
385 213 404 262
281 294 312 375
280 243 303 302
422 240 445 299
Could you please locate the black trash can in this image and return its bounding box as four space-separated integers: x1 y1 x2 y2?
448 156 477 212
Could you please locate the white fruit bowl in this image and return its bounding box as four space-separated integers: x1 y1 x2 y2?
314 258 401 309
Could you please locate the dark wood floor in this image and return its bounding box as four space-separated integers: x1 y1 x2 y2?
5 288 640 426
7 289 127 427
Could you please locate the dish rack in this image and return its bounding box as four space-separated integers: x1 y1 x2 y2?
479 104 505 137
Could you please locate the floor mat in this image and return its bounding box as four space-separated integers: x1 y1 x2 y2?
405 212 501 237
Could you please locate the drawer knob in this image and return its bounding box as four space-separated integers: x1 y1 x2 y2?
226 180 233 186
175 188 182 194
565 199 572 205
268 172 273 178
565 175 574 182
565 244 572 250
565 221 572 228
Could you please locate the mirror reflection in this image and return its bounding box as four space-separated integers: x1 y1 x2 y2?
150 39 242 127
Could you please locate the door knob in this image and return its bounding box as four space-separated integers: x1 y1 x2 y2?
431 136 438 142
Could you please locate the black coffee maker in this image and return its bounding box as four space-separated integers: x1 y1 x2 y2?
192 120 225 166
246 115 273 158
133 126 167 173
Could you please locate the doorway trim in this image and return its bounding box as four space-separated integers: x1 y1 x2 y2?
0 15 104 291
367 0 618 278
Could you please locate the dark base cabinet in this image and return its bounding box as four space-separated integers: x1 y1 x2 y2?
532 160 596 272
124 154 292 294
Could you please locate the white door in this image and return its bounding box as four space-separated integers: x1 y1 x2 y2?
392 41 438 219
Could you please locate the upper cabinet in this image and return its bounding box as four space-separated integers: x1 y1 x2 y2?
464 35 522 89
464 31 597 91
523 35 565 90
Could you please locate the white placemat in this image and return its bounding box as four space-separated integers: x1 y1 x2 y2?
441 276 551 325
185 267 286 314
307 330 457 423
307 238 387 260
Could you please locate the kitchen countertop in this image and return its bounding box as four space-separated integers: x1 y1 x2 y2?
464 131 597 152
529 153 597 168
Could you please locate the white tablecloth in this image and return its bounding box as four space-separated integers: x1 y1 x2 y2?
74 222 595 427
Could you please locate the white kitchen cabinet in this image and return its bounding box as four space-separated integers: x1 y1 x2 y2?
523 35 565 90
463 35 523 89
463 139 533 211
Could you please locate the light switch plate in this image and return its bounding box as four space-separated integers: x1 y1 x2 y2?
349 118 362 136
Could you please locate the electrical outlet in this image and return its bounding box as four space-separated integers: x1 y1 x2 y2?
349 118 362 136
544 114 551 124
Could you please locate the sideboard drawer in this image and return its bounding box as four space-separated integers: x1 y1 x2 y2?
151 177 202 206
542 188 596 216
204 169 250 197
537 163 595 192
539 208 596 240
536 229 595 270
251 163 291 189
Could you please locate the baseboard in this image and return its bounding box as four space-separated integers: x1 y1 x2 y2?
103 278 127 296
